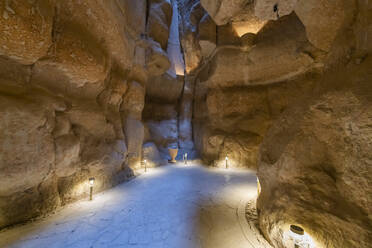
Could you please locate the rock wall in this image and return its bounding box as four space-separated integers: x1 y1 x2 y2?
144 0 183 160
198 0 372 247
144 0 197 161
0 0 150 229
257 77 372 247
191 9 324 169
256 1 372 247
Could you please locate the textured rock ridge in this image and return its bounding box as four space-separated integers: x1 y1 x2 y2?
190 0 372 247
0 0 156 229
181 0 372 247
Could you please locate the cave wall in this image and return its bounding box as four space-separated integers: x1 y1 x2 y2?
256 1 372 247
193 13 324 169
188 2 326 169
257 70 372 247
143 0 187 160
1 2 371 247
197 0 372 247
0 0 150 229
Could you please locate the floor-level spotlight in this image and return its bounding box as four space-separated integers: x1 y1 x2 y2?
289 225 305 248
225 155 229 169
144 159 147 172
257 177 261 195
89 177 95 201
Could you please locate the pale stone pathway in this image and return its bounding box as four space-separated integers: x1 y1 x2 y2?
0 163 269 248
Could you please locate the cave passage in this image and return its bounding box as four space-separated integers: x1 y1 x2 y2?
0 163 268 248
0 0 371 247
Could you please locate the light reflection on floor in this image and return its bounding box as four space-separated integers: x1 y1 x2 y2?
0 162 269 248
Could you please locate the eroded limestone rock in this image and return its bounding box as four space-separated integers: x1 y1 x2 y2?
294 0 355 51
0 0 54 64
258 89 372 248
142 142 165 167
145 39 171 76
0 0 148 229
208 14 317 88
145 73 184 103
254 0 298 21
0 96 55 197
147 0 173 50
200 0 251 25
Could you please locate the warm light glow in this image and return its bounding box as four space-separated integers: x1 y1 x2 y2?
257 177 261 195
89 177 95 186
231 20 268 37
214 155 245 169
283 224 316 248
144 159 148 172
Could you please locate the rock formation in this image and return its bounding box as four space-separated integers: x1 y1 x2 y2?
195 0 372 247
1 0 371 247
0 0 170 229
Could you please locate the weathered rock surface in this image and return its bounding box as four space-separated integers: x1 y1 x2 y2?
145 73 184 103
177 0 203 73
0 0 54 65
258 85 372 247
254 0 298 21
192 1 372 247
143 98 179 155
192 13 323 168
142 142 166 167
0 0 148 229
194 75 317 168
208 14 318 88
201 0 267 37
198 14 217 57
147 0 173 50
255 3 372 247
0 96 55 196
2 4 372 248
201 0 251 25
145 39 171 76
201 0 356 52
294 0 355 52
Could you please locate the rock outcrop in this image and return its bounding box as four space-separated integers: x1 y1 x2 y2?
257 62 372 247
255 1 372 247
201 0 356 52
147 0 173 50
192 12 323 169
0 0 150 229
189 0 372 246
194 0 372 247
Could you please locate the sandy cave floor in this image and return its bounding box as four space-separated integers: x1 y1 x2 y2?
0 163 271 248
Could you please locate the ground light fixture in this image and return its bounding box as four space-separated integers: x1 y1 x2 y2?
257 177 261 195
184 153 188 165
144 159 147 172
289 225 306 248
89 177 95 201
225 155 229 169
